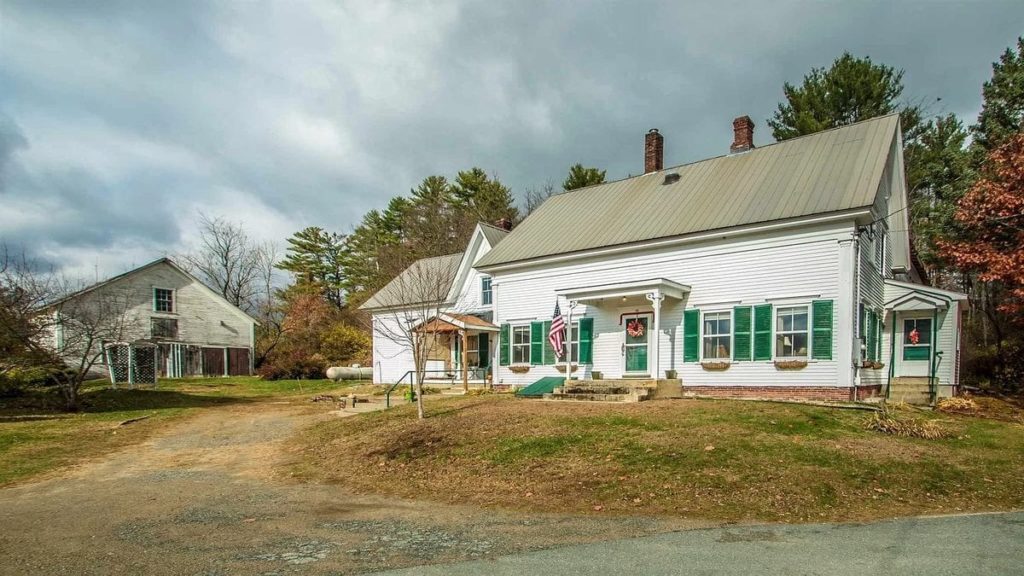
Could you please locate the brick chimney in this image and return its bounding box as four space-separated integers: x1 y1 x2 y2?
730 116 755 153
644 129 664 173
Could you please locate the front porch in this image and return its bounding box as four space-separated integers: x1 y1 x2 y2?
882 280 968 404
555 278 690 382
416 312 498 390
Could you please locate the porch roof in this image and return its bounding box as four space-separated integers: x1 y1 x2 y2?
554 278 690 303
415 312 499 334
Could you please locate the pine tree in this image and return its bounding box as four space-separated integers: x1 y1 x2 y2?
276 227 347 308
451 167 519 224
769 53 922 143
973 37 1024 154
562 164 606 191
904 114 973 270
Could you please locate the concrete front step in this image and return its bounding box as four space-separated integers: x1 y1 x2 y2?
543 392 634 403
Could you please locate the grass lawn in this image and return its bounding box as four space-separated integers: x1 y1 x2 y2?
293 395 1024 523
0 376 359 486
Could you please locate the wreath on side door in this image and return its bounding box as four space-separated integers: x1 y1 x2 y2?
626 319 645 338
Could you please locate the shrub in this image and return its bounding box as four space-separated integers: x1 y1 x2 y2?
257 351 326 380
319 323 371 366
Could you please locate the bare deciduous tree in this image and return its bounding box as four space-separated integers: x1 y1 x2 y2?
1 245 132 410
523 180 556 216
179 212 276 314
47 285 132 411
368 255 459 419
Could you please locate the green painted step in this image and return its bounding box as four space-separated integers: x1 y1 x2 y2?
516 376 566 398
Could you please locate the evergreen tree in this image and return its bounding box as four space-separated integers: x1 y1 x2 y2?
562 164 606 191
973 37 1024 154
769 53 922 143
276 227 347 308
451 167 519 224
904 114 972 270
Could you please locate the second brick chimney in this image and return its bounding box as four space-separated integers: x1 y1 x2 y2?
644 129 664 173
730 116 755 153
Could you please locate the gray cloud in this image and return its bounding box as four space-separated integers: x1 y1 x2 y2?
0 0 1022 279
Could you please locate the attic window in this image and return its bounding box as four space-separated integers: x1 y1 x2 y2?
154 288 174 313
662 173 680 185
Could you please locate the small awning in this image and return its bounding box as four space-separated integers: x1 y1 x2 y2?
414 312 499 334
555 278 690 304
885 292 950 312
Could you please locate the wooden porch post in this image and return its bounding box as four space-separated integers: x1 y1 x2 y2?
461 329 469 392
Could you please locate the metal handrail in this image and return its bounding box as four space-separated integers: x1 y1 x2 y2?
384 367 490 408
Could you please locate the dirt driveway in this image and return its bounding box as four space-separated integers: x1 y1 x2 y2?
0 398 699 575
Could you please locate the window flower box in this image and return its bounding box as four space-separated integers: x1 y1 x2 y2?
774 360 808 370
701 361 730 371
555 364 579 373
509 365 531 374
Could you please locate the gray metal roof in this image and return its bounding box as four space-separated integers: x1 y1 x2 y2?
478 222 509 247
360 252 463 311
476 114 899 268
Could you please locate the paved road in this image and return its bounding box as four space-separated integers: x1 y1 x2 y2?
379 511 1024 576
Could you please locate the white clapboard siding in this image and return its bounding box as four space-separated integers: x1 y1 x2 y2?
879 282 961 397
371 314 419 384
493 221 854 387
59 261 254 350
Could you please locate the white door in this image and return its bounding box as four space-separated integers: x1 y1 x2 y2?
897 314 932 377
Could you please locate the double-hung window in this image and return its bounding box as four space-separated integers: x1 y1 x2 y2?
702 312 731 360
154 288 174 313
775 306 809 358
481 277 492 306
567 322 580 363
512 325 530 364
874 223 886 271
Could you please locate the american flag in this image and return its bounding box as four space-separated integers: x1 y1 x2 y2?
548 301 566 359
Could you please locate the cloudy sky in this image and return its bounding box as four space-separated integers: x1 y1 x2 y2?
1 1 1022 279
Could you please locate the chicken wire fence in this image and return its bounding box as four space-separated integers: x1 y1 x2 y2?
104 342 158 387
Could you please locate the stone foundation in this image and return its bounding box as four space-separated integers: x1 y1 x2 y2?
683 384 883 402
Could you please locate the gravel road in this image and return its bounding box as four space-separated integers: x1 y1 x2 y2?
0 399 699 575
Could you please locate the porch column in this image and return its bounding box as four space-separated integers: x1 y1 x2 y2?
646 291 663 381
461 329 469 392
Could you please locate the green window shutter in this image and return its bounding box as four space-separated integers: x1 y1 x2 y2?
811 299 834 360
733 306 752 361
868 311 878 361
530 321 543 365
683 309 700 363
578 317 594 364
542 321 556 365
753 304 773 360
876 314 884 361
872 309 880 358
478 332 489 368
499 324 510 366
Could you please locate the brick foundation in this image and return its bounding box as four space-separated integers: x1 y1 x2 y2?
684 385 883 402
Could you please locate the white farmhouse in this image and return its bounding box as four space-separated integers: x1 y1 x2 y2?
361 223 507 386
369 115 966 403
45 258 258 379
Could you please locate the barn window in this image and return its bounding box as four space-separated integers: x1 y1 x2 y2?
151 317 178 339
154 288 174 312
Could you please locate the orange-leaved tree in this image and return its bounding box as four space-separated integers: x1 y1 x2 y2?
941 132 1024 320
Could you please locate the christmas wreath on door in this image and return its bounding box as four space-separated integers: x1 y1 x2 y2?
626 319 645 338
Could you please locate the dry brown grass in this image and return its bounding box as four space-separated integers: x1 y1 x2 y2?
290 395 1024 523
866 412 949 439
937 396 980 415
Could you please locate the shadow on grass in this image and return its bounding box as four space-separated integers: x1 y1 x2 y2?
0 387 253 416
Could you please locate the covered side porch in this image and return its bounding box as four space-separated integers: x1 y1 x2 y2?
415 312 499 389
882 280 968 404
555 278 690 382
